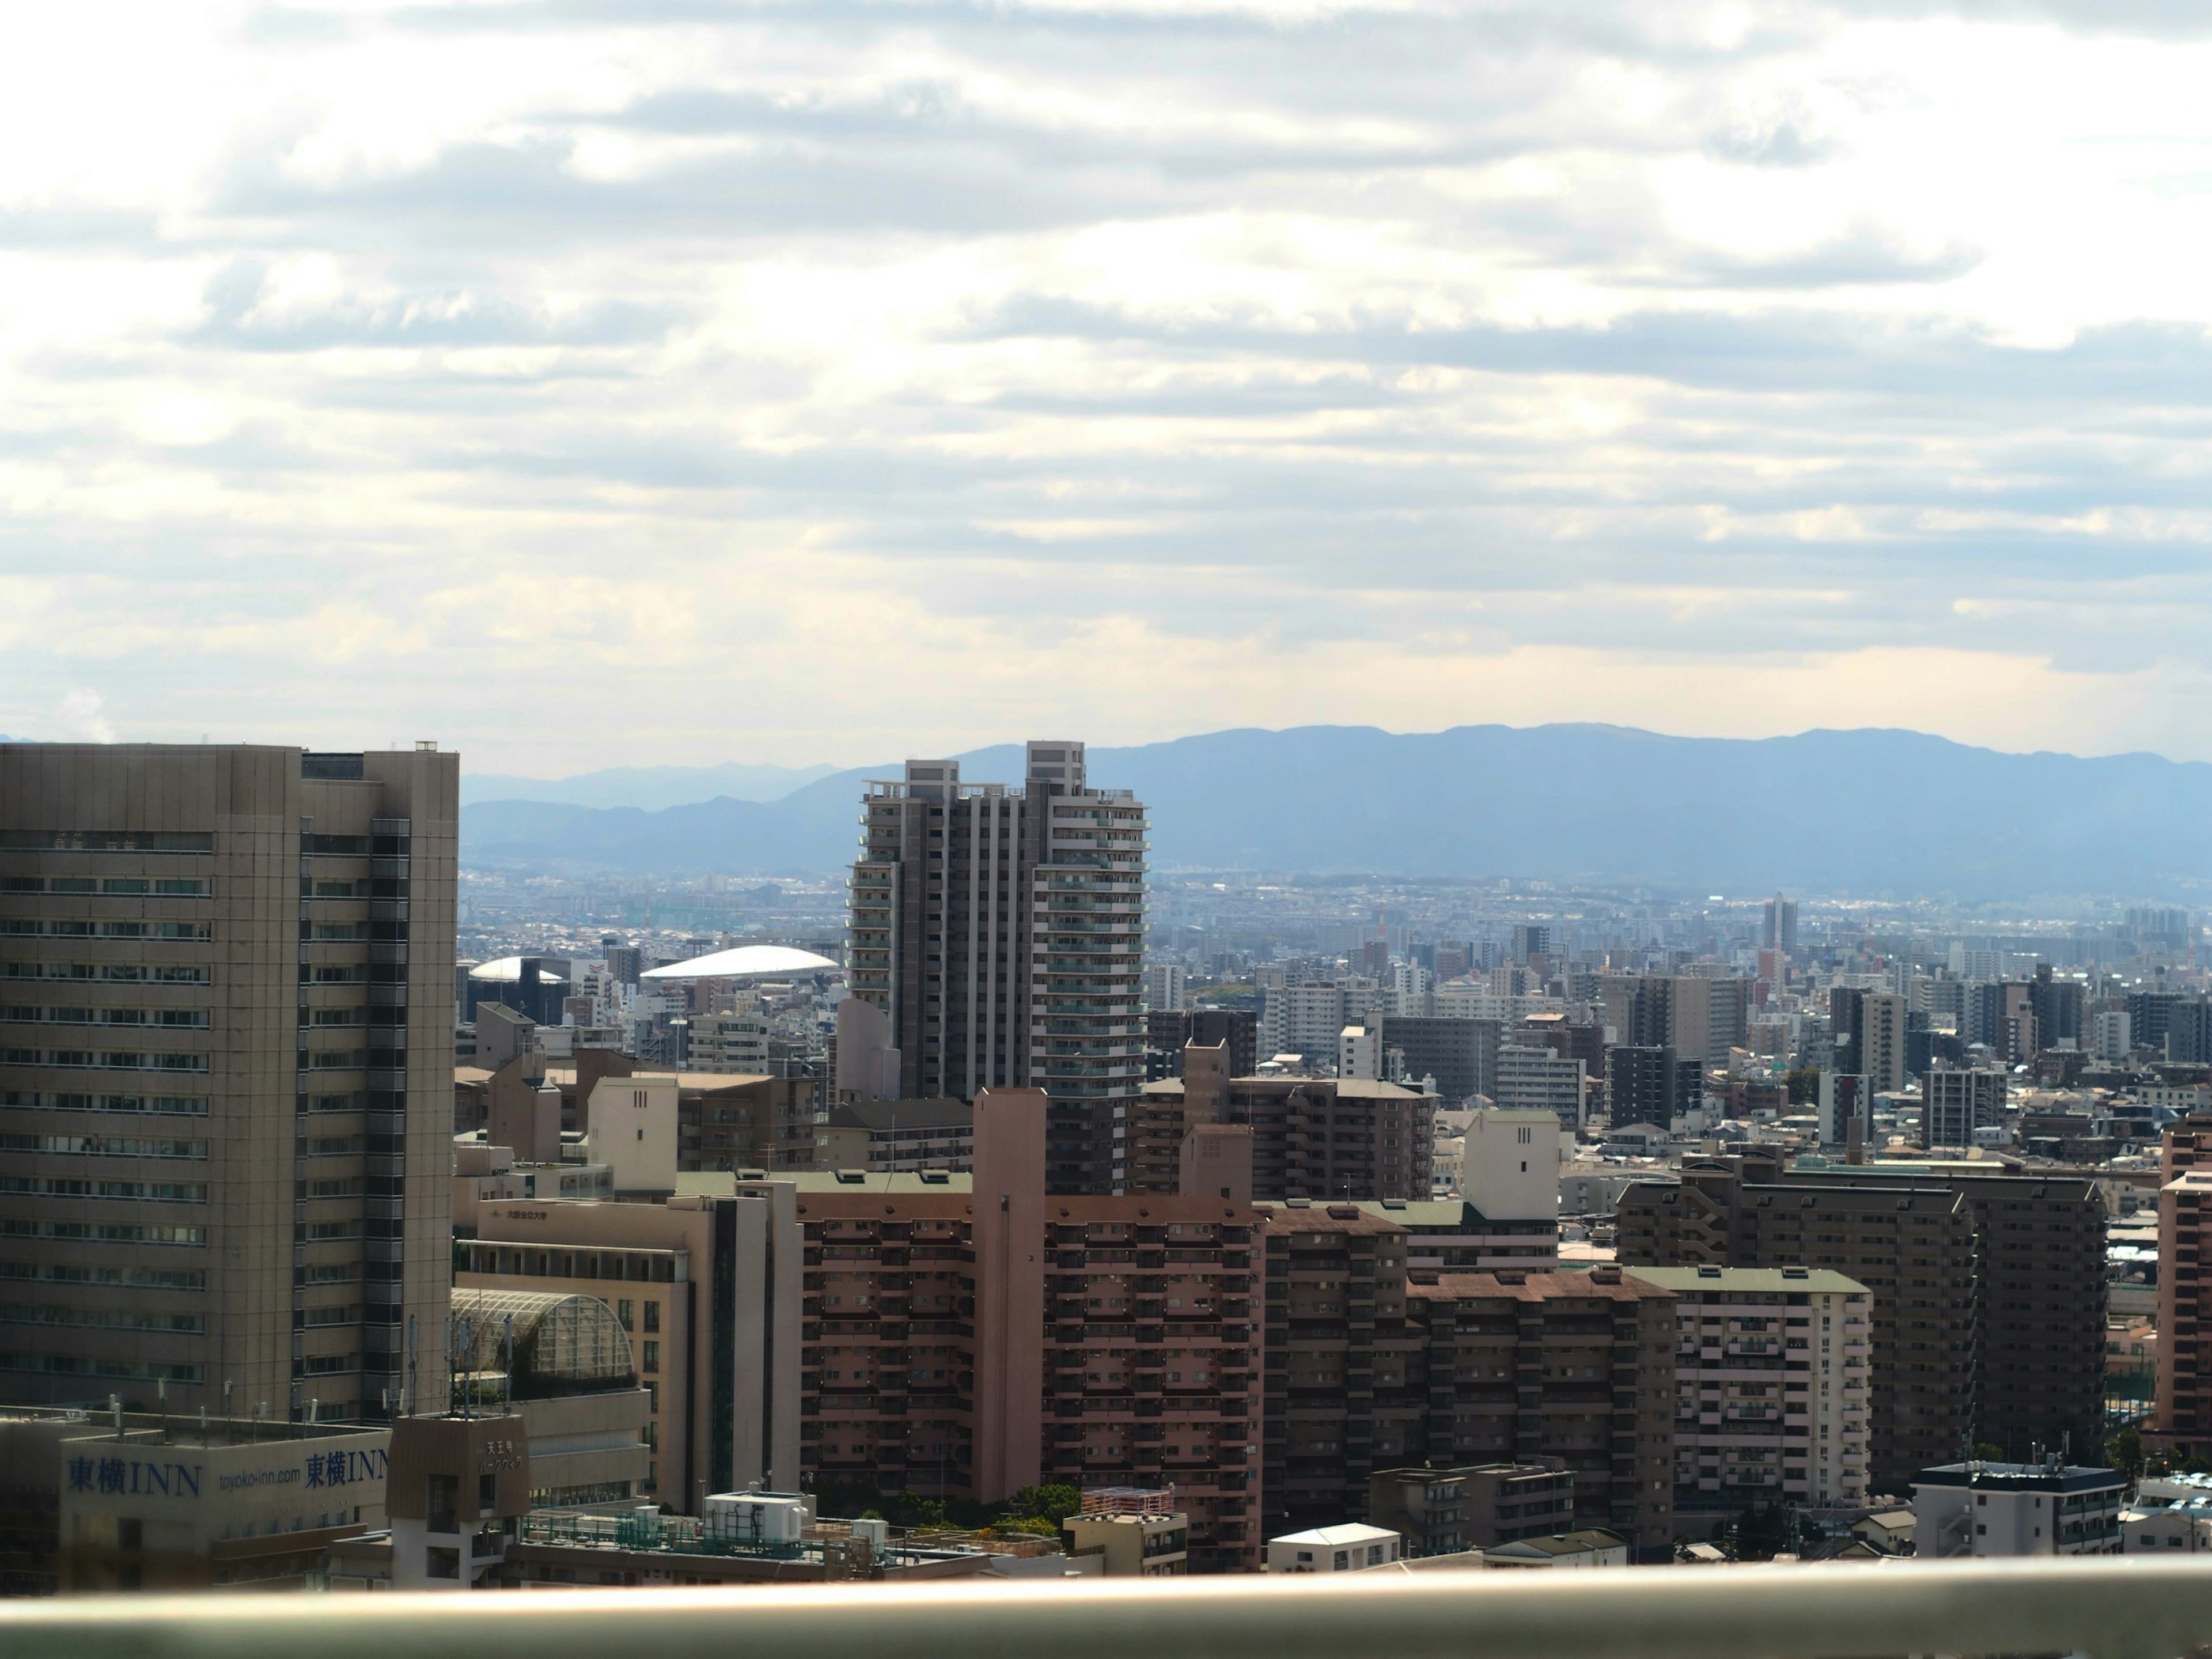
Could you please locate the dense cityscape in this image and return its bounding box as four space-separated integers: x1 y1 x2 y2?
1 736 2207 1597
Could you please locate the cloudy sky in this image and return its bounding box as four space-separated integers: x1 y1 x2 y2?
5 0 2212 773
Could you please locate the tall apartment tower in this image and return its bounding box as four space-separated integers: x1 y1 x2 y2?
847 742 1147 1194
1761 894 1798 956
0 744 457 1424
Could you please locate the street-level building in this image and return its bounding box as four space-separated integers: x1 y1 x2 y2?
1912 1460 2124 1557
1266 1522 1401 1573
0 1407 390 1594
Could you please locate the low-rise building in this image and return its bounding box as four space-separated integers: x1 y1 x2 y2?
1366 1462 1574 1556
814 1099 974 1173
2123 1498 2212 1554
1266 1522 1402 1573
1481 1528 1628 1569
1062 1487 1188 1575
1912 1460 2125 1558
0 1408 389 1595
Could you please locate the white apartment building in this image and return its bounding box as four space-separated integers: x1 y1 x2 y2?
687 1009 769 1071
1490 1042 1586 1128
1914 1461 2126 1556
1624 1267 1872 1513
2092 1009 2134 1064
1143 963 1187 1014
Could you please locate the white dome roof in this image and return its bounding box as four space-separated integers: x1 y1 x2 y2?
640 944 838 982
469 956 567 983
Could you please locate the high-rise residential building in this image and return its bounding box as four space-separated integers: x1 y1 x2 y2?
1406 1268 1677 1556
847 743 1147 1195
1508 925 1551 964
1622 1267 1872 1514
1669 974 1750 1066
1145 1009 1258 1081
0 743 457 1424
1143 963 1187 1014
2155 1162 2212 1460
1605 1046 1702 1128
1861 991 1909 1092
1761 895 1798 955
1619 1156 2107 1493
1490 1043 1586 1128
1921 1066 2007 1149
2090 1007 2133 1063
1817 1071 1870 1148
1376 1014 1499 1105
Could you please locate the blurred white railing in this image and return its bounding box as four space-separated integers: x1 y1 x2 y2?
7 1558 2212 1659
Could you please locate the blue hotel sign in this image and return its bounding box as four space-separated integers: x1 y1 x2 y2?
66 1446 388 1500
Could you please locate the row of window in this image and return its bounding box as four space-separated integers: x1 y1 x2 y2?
0 920 210 939
0 1303 204 1333
0 1175 207 1202
0 877 208 896
0 1218 204 1246
0 1261 205 1290
1 1091 206 1116
0 1352 203 1382
0 1133 206 1160
1 1007 210 1028
2 964 207 983
0 1050 208 1072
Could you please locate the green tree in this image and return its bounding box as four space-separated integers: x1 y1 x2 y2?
1784 1066 1820 1106
1006 1483 1084 1526
2109 1425 2146 1483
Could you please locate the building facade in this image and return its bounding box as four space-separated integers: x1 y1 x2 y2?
0 743 457 1425
847 744 1147 1194
1623 1267 1872 1514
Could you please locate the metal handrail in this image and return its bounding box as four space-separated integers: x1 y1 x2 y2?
11 1560 2212 1659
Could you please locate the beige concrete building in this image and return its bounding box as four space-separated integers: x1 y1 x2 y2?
0 743 457 1425
0 1407 391 1594
1622 1267 1872 1514
454 1184 803 1513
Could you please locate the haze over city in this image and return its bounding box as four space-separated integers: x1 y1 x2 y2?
10 0 2212 1642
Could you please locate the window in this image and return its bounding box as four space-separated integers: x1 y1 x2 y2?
618 1299 634 1331
642 1341 660 1374
643 1301 660 1334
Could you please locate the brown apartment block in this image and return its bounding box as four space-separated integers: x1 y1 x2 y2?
2154 1115 2212 1455
794 1088 1264 1572
1408 1270 1676 1555
1131 1050 1434 1203
1620 1156 2107 1493
1256 1199 1674 1557
456 1055 818 1173
0 744 456 1423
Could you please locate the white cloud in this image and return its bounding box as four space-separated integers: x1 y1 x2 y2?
1 0 2209 768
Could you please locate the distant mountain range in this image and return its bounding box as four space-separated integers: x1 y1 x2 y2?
459 724 2212 897
460 760 838 810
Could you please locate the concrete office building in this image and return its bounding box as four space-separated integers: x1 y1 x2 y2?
0 1408 390 1594
847 743 1148 1195
0 743 457 1425
1623 1267 1872 1514
1922 1066 2008 1150
1143 964 1187 1015
1762 895 1798 955
453 1183 804 1514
